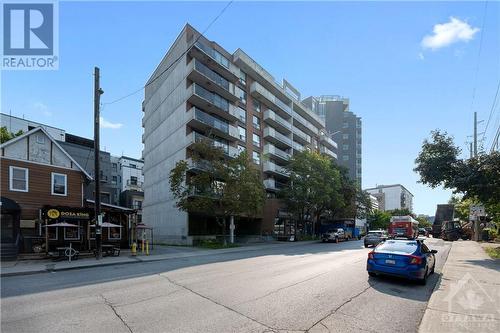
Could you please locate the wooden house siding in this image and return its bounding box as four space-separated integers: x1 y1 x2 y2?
1 158 86 219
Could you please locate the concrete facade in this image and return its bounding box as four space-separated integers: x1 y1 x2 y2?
142 24 337 244
302 96 362 186
365 184 414 212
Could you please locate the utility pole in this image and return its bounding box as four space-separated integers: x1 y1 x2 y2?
94 67 104 259
473 112 478 157
469 142 473 159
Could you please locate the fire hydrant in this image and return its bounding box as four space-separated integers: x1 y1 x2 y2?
131 242 137 256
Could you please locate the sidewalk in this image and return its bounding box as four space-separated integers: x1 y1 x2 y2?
0 240 310 277
419 241 500 333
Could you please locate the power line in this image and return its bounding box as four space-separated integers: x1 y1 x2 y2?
102 0 233 107
481 78 500 144
469 1 488 113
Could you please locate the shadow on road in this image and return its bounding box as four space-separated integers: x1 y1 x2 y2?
1 240 368 298
367 272 442 302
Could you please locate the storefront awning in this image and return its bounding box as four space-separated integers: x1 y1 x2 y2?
85 200 135 213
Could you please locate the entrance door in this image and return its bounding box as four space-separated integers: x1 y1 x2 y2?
1 214 16 243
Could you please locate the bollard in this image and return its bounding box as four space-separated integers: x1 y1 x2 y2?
141 239 145 254
131 242 137 256
146 240 149 256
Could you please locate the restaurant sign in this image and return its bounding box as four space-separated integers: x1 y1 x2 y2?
42 207 92 221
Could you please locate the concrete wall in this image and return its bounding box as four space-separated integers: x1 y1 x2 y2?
143 27 191 244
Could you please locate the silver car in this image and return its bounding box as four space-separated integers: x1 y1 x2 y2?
364 230 388 248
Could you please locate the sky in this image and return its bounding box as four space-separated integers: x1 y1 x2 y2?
2 1 499 216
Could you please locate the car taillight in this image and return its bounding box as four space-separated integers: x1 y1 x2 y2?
408 255 422 265
368 252 375 260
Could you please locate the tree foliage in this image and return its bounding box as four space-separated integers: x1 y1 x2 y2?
415 130 500 225
169 140 266 226
367 210 391 230
1 126 23 144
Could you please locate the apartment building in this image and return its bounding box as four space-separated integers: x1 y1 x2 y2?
142 24 338 244
365 184 414 212
303 96 362 186
117 156 144 222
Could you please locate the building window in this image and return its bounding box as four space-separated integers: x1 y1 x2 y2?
9 166 28 192
237 107 246 123
342 134 349 140
108 227 122 240
133 200 142 210
252 151 260 165
252 133 261 147
253 99 261 113
342 144 349 151
236 86 247 105
112 176 117 184
238 126 246 142
64 223 80 240
36 135 45 144
342 155 349 161
237 145 246 154
130 164 136 169
252 115 260 130
239 70 246 85
342 122 348 129
51 173 67 196
112 163 118 172
130 176 138 186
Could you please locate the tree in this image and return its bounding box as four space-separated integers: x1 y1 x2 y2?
414 130 500 225
367 210 391 230
386 208 414 218
169 140 265 243
280 150 342 235
415 216 432 229
1 127 23 144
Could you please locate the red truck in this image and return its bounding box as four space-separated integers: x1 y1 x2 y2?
388 216 419 239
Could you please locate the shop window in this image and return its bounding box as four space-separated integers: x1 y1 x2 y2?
108 227 122 240
64 223 80 240
9 166 28 192
51 173 67 196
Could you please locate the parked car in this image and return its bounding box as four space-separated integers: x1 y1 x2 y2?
366 239 437 285
322 228 348 243
418 228 428 237
364 230 388 248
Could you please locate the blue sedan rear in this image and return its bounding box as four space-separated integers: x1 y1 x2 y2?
366 239 436 284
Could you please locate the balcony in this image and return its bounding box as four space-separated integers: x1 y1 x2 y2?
293 127 311 145
264 144 291 164
263 127 292 150
320 146 337 159
264 110 292 134
320 133 338 150
186 107 238 141
293 101 324 129
264 178 288 191
189 41 239 82
263 161 289 178
187 58 238 102
292 112 319 136
187 84 238 122
186 157 212 173
293 142 305 152
126 179 143 191
250 81 291 119
186 131 238 158
233 49 292 103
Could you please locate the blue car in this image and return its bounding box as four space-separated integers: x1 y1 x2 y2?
366 239 437 285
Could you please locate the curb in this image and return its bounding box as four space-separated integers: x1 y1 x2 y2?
1 240 322 277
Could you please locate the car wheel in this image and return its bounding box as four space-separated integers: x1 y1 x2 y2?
368 272 377 277
419 268 428 285
364 244 368 248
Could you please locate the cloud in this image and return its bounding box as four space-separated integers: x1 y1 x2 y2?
418 52 425 60
100 116 123 129
33 102 52 117
421 17 479 50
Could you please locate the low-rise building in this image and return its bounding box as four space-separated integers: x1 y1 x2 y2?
365 184 414 212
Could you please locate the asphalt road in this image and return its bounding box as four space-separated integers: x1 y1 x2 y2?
1 238 451 333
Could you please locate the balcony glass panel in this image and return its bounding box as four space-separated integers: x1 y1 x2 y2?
194 84 229 112
194 60 230 91
194 108 229 133
195 41 229 68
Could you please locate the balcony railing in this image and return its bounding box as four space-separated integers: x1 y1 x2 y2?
263 127 293 147
193 84 230 112
293 127 311 143
189 132 238 157
264 144 291 161
194 41 230 69
292 112 319 135
263 161 289 177
193 59 231 92
320 146 336 159
264 110 292 131
251 82 291 116
264 178 288 191
126 179 143 188
193 108 229 133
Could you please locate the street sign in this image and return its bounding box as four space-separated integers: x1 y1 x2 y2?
469 205 485 221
